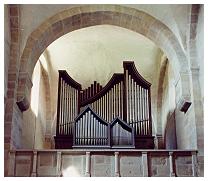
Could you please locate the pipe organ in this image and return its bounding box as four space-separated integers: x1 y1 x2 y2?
54 70 81 148
54 61 154 149
80 74 124 122
73 106 110 148
110 117 134 148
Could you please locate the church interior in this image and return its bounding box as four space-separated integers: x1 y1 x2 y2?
4 4 204 177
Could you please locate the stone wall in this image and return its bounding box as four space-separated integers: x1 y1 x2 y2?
22 108 36 148
165 112 177 149
4 5 11 101
4 5 23 176
119 154 143 177
175 156 193 176
22 61 48 149
91 154 115 176
161 63 176 133
150 156 170 176
156 58 177 149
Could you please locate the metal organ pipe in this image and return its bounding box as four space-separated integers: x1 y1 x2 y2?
63 83 66 135
109 89 112 121
98 120 100 145
146 89 149 135
66 84 68 135
63 81 67 134
134 81 137 134
145 89 147 134
93 117 96 145
101 97 103 119
62 82 65 135
118 83 120 118
139 86 142 135
107 92 109 122
88 111 90 144
95 118 98 144
58 78 61 135
103 94 106 120
114 85 116 118
144 88 146 134
61 79 64 135
68 85 71 134
115 84 118 117
121 81 123 120
131 78 135 130
117 83 120 117
112 87 114 119
91 114 94 145
71 88 74 130
128 75 131 125
125 70 129 123
69 86 72 134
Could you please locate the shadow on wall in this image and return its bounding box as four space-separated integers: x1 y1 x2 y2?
22 60 51 149
164 110 177 149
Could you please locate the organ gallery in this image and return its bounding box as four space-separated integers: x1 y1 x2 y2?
4 4 204 177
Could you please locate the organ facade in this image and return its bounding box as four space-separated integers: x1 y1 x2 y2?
54 61 154 149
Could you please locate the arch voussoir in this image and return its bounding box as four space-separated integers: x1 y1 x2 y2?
17 5 190 113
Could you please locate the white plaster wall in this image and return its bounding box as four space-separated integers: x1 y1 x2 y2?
196 6 204 100
47 25 160 89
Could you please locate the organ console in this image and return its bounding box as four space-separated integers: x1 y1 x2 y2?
54 61 154 149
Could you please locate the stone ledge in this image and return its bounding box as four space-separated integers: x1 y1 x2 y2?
177 96 192 113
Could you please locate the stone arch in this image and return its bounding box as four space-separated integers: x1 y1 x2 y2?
16 4 190 111
157 55 168 136
39 62 52 136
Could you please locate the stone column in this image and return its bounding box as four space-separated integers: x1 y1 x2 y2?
85 152 91 177
192 151 198 176
169 152 175 177
56 151 62 176
8 150 16 176
191 68 204 176
114 152 120 177
142 152 148 177
31 151 37 177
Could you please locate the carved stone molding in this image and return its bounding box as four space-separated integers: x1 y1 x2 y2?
16 72 33 111
177 96 192 113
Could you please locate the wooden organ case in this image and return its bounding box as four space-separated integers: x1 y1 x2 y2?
54 61 154 149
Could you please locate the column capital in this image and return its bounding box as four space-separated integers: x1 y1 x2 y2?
114 151 119 155
141 151 148 154
16 72 33 111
